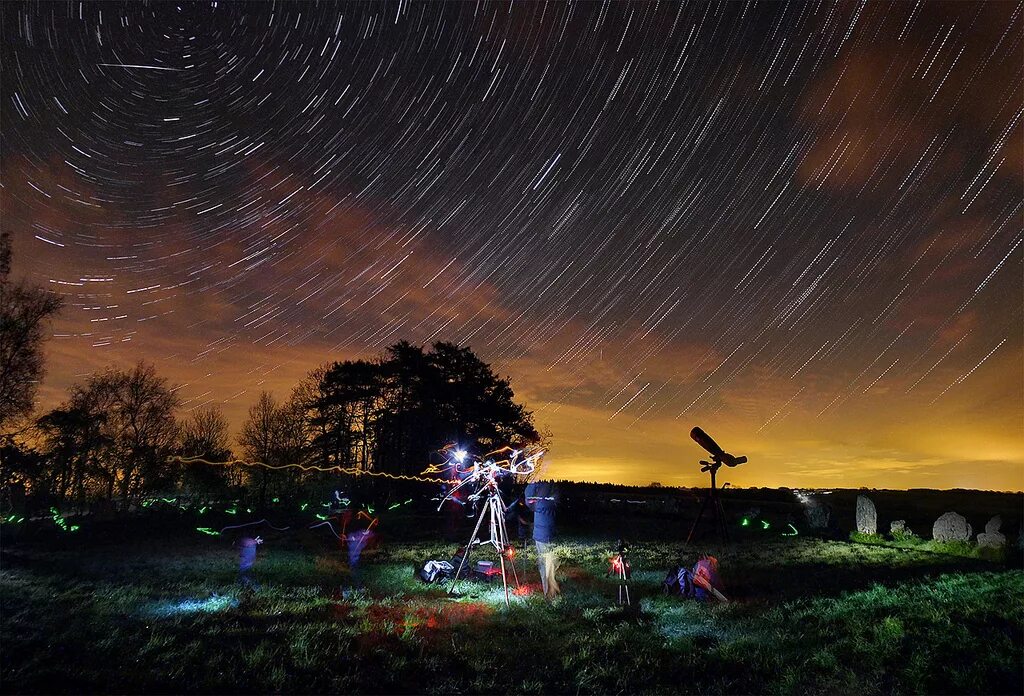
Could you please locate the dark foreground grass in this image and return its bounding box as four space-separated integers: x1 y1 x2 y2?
2 534 1021 694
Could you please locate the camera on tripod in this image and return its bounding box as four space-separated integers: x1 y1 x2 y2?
608 538 632 604
614 539 630 565
435 444 543 607
610 539 631 577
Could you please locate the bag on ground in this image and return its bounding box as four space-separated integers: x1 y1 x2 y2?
416 559 454 583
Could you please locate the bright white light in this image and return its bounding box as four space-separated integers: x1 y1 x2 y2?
454 449 467 463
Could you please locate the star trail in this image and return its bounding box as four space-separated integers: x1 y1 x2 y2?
3 1 1021 489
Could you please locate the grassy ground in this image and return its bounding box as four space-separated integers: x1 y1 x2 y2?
2 532 1021 694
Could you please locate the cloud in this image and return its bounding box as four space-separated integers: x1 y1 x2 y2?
797 2 1022 196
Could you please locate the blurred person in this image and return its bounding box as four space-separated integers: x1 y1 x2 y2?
526 479 560 599
505 489 531 546
691 554 725 602
342 506 378 592
238 535 263 589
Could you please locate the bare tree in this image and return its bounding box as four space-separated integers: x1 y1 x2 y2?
0 232 63 431
112 363 180 496
179 405 233 494
180 405 231 459
238 391 285 504
48 362 180 500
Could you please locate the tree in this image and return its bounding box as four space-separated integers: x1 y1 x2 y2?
35 403 111 503
307 341 539 479
310 360 381 470
238 391 286 505
39 362 180 501
107 362 181 496
180 405 231 459
0 232 63 431
375 341 432 476
178 405 233 495
424 341 539 452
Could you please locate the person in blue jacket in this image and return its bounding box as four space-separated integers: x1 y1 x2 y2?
238 535 263 589
525 479 560 599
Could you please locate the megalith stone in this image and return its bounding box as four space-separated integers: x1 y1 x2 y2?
890 520 908 535
932 511 972 542
977 515 1006 548
856 495 877 535
804 503 831 529
985 515 1002 534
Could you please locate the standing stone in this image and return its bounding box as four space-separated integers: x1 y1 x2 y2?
977 515 1006 548
805 503 831 529
856 495 877 535
890 520 907 535
932 512 972 542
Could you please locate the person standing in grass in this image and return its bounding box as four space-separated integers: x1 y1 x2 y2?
505 489 531 547
238 535 263 589
526 479 560 599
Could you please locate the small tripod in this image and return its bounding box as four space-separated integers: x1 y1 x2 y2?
442 462 520 607
607 540 631 605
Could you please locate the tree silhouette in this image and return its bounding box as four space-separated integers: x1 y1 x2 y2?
306 341 539 478
238 391 284 505
0 232 63 432
33 362 179 501
179 405 233 495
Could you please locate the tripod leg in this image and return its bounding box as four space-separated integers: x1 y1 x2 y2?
498 551 511 607
687 493 711 544
489 498 511 606
449 500 488 596
715 497 730 543
495 503 520 588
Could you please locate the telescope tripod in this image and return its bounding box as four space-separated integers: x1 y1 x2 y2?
686 460 731 544
448 482 520 607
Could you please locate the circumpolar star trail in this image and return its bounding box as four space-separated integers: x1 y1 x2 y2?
96 63 185 71
3 1 1021 489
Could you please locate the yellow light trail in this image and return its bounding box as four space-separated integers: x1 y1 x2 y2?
167 455 460 485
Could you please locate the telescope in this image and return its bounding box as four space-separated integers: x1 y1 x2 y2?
686 427 747 544
690 427 747 469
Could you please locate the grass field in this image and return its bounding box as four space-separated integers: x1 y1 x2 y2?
2 528 1021 695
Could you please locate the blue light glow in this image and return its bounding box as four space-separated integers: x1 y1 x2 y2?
149 594 239 617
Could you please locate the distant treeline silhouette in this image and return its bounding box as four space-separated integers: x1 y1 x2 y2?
1 342 540 511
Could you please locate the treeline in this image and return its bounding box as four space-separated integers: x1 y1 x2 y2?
1 342 539 511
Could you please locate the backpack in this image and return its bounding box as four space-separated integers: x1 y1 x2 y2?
416 559 454 584
662 565 694 597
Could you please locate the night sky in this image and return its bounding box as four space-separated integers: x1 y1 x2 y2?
3 1 1021 490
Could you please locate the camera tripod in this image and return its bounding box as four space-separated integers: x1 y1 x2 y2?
442 463 520 607
607 550 631 605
